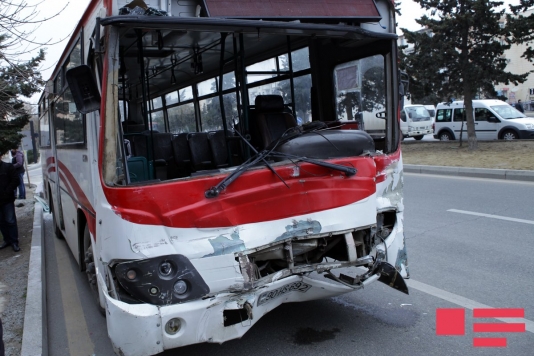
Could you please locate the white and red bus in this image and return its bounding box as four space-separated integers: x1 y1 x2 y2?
38 0 409 354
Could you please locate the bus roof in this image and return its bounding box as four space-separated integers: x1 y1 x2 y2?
100 16 397 40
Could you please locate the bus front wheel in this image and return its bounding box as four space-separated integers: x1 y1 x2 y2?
50 197 63 239
84 225 105 316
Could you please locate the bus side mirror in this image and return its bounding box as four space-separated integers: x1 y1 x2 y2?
65 65 101 114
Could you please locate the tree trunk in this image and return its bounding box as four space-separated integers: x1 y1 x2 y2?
462 83 478 151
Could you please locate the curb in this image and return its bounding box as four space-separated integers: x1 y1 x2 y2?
404 164 534 182
21 204 46 356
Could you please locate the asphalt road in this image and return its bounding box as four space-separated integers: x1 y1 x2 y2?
44 174 534 356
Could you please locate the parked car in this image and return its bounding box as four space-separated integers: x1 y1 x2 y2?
400 104 434 140
434 99 534 141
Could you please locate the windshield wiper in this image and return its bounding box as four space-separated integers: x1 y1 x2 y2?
205 130 290 198
205 127 356 199
205 148 356 199
269 152 357 177
205 150 272 198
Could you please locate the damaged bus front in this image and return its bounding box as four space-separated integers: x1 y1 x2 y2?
58 0 409 355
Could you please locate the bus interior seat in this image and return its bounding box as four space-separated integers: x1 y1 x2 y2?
129 133 149 158
122 119 145 133
188 132 213 171
127 132 155 180
208 130 228 168
152 132 175 180
254 95 297 149
171 133 192 177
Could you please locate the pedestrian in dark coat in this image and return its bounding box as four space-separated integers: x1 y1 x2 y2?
10 148 25 199
0 159 21 252
516 100 525 113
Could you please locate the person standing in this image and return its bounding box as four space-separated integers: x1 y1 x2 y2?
516 100 525 113
10 148 25 200
0 158 21 252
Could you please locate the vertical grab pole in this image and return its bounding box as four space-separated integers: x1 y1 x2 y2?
286 36 296 118
135 30 154 179
232 34 245 159
217 33 233 166
238 33 250 159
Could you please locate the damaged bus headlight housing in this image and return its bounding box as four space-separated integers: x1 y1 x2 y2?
114 255 209 305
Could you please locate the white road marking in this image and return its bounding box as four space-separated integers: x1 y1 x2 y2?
407 279 534 333
448 209 534 225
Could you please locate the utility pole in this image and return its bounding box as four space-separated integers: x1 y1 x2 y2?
29 121 37 164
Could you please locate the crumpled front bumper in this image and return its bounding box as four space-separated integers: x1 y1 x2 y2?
104 274 358 356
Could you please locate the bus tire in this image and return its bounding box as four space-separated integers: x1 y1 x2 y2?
84 225 105 316
50 197 64 240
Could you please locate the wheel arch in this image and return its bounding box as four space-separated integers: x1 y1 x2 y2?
438 128 455 140
498 126 520 139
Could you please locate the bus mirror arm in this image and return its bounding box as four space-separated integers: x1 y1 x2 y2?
65 65 101 114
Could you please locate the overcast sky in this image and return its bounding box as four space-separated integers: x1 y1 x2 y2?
26 0 521 104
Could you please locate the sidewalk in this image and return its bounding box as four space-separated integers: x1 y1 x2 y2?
404 164 534 182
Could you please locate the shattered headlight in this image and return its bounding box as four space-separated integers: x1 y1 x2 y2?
115 255 210 306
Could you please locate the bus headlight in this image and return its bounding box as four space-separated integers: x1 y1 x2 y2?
114 255 209 305
173 280 188 295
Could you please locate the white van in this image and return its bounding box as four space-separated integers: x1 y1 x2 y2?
434 100 534 141
400 104 434 140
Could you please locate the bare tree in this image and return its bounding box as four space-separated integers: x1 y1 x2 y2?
0 0 67 154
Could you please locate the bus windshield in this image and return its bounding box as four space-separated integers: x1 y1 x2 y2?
100 17 399 185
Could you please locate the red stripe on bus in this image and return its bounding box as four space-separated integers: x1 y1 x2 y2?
57 162 97 237
104 157 377 228
374 148 401 183
58 170 75 199
57 161 95 216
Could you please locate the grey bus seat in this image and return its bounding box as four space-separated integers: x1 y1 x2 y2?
254 95 297 149
171 133 192 177
208 130 228 168
152 133 175 180
188 132 213 171
129 133 149 158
